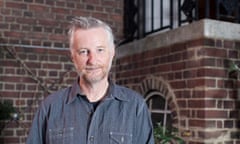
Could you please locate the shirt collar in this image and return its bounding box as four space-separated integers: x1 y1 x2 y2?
66 78 129 104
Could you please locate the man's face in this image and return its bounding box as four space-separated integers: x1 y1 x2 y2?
71 28 115 84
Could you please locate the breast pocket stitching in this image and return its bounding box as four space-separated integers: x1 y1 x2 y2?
110 132 132 144
49 127 74 144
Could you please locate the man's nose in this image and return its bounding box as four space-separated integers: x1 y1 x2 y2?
87 52 97 64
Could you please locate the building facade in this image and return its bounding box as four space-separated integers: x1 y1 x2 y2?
1 0 240 144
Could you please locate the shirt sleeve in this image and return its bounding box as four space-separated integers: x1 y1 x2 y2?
26 104 47 144
134 102 155 144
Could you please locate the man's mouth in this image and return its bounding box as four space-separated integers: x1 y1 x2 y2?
85 66 101 72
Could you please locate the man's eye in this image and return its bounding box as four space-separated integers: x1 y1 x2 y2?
97 48 104 53
78 49 88 55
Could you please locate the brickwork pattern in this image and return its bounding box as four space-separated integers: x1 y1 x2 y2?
0 0 123 48
0 46 77 143
115 38 240 144
0 0 123 143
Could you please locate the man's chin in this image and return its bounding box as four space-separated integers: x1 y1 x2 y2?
83 75 106 84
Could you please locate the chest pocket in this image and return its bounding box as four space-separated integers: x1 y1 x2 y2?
49 127 74 144
110 132 132 144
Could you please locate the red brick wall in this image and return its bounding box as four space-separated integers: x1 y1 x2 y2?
0 0 123 47
0 0 123 144
0 46 77 143
115 38 240 143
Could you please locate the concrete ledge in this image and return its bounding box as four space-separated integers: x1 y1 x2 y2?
116 19 240 58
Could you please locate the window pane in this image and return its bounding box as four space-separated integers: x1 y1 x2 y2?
152 113 164 127
147 95 165 110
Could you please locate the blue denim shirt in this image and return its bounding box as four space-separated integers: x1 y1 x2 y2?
26 80 154 144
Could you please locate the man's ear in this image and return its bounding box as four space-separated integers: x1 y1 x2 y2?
112 47 115 57
70 50 74 62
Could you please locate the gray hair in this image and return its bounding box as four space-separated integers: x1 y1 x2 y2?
68 16 115 49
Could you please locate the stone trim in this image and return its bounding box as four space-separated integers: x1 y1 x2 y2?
116 19 240 58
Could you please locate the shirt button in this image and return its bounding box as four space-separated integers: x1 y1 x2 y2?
89 136 94 142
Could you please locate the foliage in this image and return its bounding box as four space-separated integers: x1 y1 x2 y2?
228 62 240 79
228 62 240 74
154 123 184 144
0 101 15 121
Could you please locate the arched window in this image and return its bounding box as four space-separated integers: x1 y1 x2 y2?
145 90 172 129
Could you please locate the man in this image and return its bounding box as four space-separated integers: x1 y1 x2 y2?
26 16 154 144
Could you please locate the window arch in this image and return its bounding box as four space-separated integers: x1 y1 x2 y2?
138 75 180 133
145 90 172 129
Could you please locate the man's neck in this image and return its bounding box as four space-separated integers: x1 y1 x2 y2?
79 78 109 102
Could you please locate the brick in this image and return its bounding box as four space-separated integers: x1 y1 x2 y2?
29 4 49 13
6 2 27 9
0 23 9 29
235 41 240 50
4 31 25 38
15 99 26 106
52 7 70 14
102 0 118 7
25 62 41 69
16 69 26 75
21 92 36 98
187 79 216 88
187 38 205 48
224 120 234 128
12 9 22 17
170 80 186 89
17 17 37 25
42 63 62 69
2 137 20 143
4 83 15 90
49 34 66 41
21 40 31 45
66 2 75 8
189 99 216 108
223 100 235 109
24 0 34 3
29 4 49 12
49 71 58 77
33 26 43 32
200 58 216 67
27 54 38 61
203 39 215 46
223 40 234 49
197 110 228 118
177 100 187 108
198 130 226 139
228 50 238 58
172 62 185 71
46 0 54 5
216 39 223 47
23 11 33 17
27 85 37 91
5 68 15 75
217 121 223 128
56 1 65 7
197 68 226 77
183 69 198 78
54 42 63 48
205 89 228 98
189 119 216 128
16 129 26 136
38 70 47 77
197 47 227 58
0 91 19 98
1 130 14 136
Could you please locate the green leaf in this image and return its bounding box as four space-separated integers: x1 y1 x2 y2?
154 122 185 143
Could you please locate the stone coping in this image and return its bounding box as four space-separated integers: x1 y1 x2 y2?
116 19 240 58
